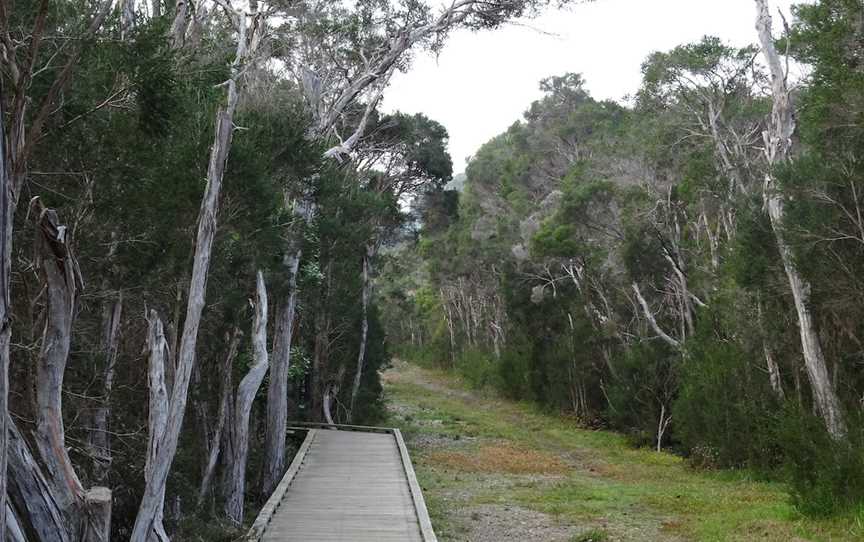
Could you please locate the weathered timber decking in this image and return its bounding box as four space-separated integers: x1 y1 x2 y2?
246 424 436 542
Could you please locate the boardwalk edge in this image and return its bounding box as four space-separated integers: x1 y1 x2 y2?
394 428 438 542
243 428 317 542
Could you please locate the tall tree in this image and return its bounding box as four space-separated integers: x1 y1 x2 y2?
131 2 267 538
754 0 846 439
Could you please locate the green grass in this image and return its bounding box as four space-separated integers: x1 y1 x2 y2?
384 362 864 541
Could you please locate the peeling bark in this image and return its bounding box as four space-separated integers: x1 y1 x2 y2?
7 416 68 542
0 81 11 538
144 311 170 542
170 0 191 48
31 200 86 523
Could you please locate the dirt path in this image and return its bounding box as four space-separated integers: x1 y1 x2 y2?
383 361 856 542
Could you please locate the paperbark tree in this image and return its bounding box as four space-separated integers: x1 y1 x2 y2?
259 0 550 487
4 199 112 542
31 200 86 522
143 311 170 542
0 81 10 539
261 207 304 496
131 3 266 539
754 0 846 439
224 272 270 525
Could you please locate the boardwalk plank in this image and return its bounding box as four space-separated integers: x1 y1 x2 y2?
259 429 430 542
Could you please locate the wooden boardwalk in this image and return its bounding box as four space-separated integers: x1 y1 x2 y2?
246 425 436 542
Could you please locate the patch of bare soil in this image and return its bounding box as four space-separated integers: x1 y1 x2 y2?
451 504 579 542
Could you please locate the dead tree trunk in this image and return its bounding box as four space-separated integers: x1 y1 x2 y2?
25 201 112 541
755 0 846 439
144 312 170 542
261 247 300 497
6 416 68 542
349 242 375 421
32 201 86 523
131 6 264 537
225 272 270 526
8 451 107 541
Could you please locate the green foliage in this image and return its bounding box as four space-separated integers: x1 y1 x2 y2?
288 347 312 382
727 204 777 289
379 3 864 523
604 342 677 447
775 409 864 518
455 349 500 390
675 314 780 469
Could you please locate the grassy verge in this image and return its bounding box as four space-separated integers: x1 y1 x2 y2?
384 361 863 542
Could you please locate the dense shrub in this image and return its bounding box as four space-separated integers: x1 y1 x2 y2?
675 330 780 469
776 409 864 518
604 342 677 448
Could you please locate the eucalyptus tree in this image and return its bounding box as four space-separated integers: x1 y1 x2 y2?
131 1 268 538
260 0 559 493
345 112 452 420
783 0 864 417
754 0 846 439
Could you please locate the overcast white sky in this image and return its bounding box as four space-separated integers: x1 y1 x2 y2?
383 0 802 173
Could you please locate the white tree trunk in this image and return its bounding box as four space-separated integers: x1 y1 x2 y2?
6 503 27 542
349 243 375 421
120 0 136 39
131 8 263 536
756 295 785 399
169 0 190 48
225 272 270 526
262 248 300 496
755 0 846 439
632 282 680 349
144 311 170 542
